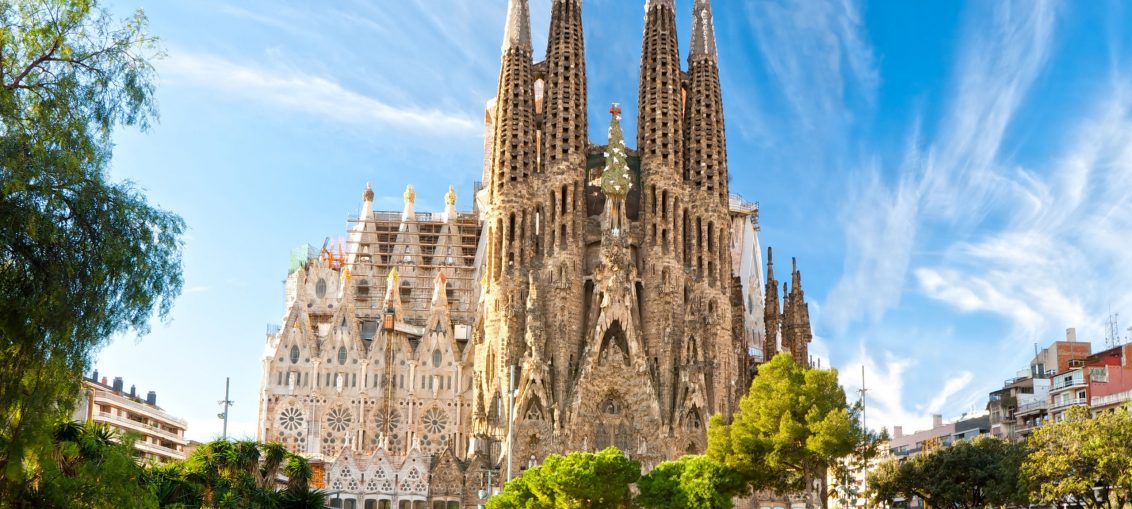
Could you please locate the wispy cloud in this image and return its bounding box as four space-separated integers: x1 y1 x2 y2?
743 0 879 132
161 50 478 134
827 0 1060 332
825 0 1069 427
916 81 1132 345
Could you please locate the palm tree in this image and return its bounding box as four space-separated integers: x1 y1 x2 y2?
258 442 288 488
278 485 327 509
282 454 313 491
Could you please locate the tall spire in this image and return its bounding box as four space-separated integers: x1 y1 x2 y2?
689 0 718 61
685 0 727 201
490 0 536 198
763 247 780 361
542 0 588 171
638 0 683 173
501 0 532 53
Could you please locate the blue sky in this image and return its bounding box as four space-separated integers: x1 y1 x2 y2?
95 0 1132 441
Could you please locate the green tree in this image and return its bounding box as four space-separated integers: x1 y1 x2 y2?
0 0 181 497
177 439 325 509
12 420 158 508
866 436 1027 509
144 461 203 509
707 353 857 509
1022 406 1132 509
638 455 745 509
488 447 641 509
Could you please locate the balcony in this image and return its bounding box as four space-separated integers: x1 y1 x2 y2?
94 411 187 444
135 439 186 460
1051 377 1086 391
1092 389 1132 408
1016 400 1049 415
1014 421 1041 434
1050 397 1087 410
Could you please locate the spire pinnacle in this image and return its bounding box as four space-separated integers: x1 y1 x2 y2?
690 0 718 61
601 104 632 199
646 0 675 11
363 182 374 202
502 0 532 53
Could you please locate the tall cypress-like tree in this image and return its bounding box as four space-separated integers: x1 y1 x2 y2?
0 0 181 496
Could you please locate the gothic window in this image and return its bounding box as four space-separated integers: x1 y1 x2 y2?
422 408 448 434
326 407 353 433
595 424 610 450
315 278 327 298
290 345 300 364
338 346 347 365
615 423 632 452
686 409 703 432
432 349 442 368
278 407 305 432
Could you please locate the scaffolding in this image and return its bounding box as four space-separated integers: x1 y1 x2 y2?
330 210 484 326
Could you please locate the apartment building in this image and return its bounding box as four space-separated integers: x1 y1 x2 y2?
73 371 189 463
1084 343 1132 413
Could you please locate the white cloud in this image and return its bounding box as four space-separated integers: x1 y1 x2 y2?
827 0 1060 332
917 81 1132 346
743 0 878 133
925 371 974 414
161 50 478 134
840 349 925 432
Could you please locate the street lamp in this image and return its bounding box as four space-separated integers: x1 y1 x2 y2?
478 469 498 509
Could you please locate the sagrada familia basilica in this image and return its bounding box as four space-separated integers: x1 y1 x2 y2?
256 1 813 507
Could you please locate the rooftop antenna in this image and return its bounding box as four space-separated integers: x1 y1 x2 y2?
217 377 234 440
1105 312 1120 348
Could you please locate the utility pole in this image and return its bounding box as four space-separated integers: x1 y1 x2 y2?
859 365 867 440
218 377 234 440
507 364 515 483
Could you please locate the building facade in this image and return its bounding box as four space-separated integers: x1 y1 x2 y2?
257 1 813 507
74 372 190 463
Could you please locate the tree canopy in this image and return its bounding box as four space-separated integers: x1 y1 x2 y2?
707 352 857 508
0 0 181 496
638 455 745 509
488 448 641 509
866 436 1027 509
1021 406 1132 509
10 420 157 508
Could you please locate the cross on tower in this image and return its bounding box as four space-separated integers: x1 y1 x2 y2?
610 103 622 117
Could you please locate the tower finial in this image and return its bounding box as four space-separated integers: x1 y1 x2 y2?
445 185 457 206
502 0 532 53
403 184 416 205
646 0 675 11
363 182 374 202
690 0 718 61
601 103 631 199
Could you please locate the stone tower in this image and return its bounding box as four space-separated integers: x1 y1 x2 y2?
762 249 813 366
257 1 800 505
469 0 770 468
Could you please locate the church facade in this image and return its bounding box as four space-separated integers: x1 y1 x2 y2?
256 1 813 508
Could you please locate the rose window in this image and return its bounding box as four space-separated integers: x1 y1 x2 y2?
278 407 305 432
422 408 448 434
326 407 353 433
374 409 402 433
